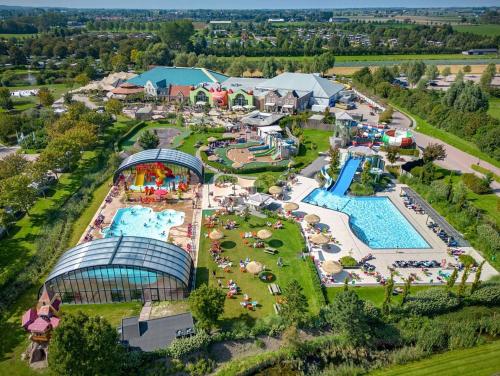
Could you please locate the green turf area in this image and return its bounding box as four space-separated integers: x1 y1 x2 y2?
370 340 500 376
0 33 37 39
4 84 73 112
196 212 321 326
176 130 226 156
391 104 500 169
488 97 500 121
453 24 500 37
293 129 332 169
118 121 183 151
326 285 435 307
60 302 142 327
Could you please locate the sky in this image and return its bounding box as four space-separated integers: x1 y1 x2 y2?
1 0 499 9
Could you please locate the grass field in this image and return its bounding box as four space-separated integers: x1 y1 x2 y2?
488 97 500 121
370 341 500 376
4 83 73 112
391 104 500 169
453 24 500 37
196 212 322 326
60 302 142 327
0 33 37 39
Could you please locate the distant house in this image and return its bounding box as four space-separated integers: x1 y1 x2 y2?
462 48 498 55
268 18 285 22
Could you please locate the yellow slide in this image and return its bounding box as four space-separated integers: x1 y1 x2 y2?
156 168 165 180
135 171 144 186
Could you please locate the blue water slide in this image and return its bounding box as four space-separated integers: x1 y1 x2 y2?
329 157 362 196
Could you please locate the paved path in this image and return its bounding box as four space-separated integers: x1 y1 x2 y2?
299 155 327 178
391 110 500 194
72 94 98 110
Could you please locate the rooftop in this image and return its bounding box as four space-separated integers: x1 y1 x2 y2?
127 66 228 89
256 73 344 99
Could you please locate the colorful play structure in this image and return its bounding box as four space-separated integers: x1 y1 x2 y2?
130 162 190 192
248 129 298 161
381 129 415 148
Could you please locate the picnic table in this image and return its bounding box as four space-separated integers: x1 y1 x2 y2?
268 283 281 295
273 303 282 314
264 247 278 255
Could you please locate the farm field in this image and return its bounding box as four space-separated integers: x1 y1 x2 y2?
453 24 500 36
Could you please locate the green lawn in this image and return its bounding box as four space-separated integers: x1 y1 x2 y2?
453 24 500 37
370 340 500 376
0 33 37 39
326 285 435 307
391 104 500 169
60 302 142 327
488 97 500 121
176 130 226 156
196 212 322 326
4 83 74 113
119 121 189 151
293 129 332 169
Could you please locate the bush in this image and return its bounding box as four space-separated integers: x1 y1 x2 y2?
215 174 237 184
403 288 460 316
339 256 358 267
305 257 327 307
166 331 211 359
462 173 491 194
186 358 215 376
466 282 500 306
349 182 375 196
389 346 426 365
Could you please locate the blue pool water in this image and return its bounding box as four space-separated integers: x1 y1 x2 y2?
102 205 185 241
303 189 430 249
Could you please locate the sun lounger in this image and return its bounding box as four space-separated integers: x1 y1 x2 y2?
264 247 278 255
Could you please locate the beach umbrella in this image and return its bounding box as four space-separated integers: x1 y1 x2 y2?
199 145 210 152
209 229 224 240
232 162 243 169
304 214 320 225
246 261 264 274
283 202 299 211
208 155 219 162
268 186 283 195
322 260 343 275
257 229 273 240
207 137 218 143
310 233 330 245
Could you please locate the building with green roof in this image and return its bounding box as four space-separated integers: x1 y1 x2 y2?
127 66 228 98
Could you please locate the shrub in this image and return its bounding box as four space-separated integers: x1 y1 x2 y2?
466 282 500 306
389 346 426 365
476 224 500 255
461 173 491 194
403 288 460 316
215 174 237 184
186 358 215 376
349 182 375 196
166 331 211 359
339 256 358 267
416 324 448 352
306 257 327 306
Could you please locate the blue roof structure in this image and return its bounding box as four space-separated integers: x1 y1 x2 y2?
128 66 228 88
45 236 193 288
114 149 204 182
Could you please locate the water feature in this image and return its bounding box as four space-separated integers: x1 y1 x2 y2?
101 205 185 241
303 189 430 249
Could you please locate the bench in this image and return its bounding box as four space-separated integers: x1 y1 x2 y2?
273 303 282 314
268 283 281 295
264 247 278 255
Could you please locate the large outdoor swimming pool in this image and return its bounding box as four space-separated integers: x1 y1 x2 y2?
102 205 185 241
303 189 430 249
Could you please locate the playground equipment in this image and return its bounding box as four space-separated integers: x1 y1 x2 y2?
252 132 297 160
382 129 415 148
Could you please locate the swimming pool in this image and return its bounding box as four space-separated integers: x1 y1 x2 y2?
303 189 430 249
102 205 185 241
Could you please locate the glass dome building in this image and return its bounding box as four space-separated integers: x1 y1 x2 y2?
44 236 193 304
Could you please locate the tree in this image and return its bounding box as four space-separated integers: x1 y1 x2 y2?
322 290 371 346
0 153 29 180
38 87 54 107
382 274 394 315
328 146 340 175
379 106 394 123
441 66 451 77
49 312 123 376
105 98 123 116
463 65 471 73
280 279 308 325
386 147 399 166
0 87 13 110
361 159 372 186
423 143 446 163
457 265 471 298
425 64 439 81
159 20 195 50
188 284 225 331
401 277 412 306
138 130 159 149
407 61 426 86
0 175 37 215
470 261 485 294
74 73 90 86
453 81 489 112
176 114 185 128
0 208 13 235
447 268 458 292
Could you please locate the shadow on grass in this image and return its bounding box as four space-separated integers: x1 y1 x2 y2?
221 240 236 249
268 239 283 248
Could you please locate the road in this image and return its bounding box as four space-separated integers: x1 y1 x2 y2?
391 111 500 194
72 94 98 110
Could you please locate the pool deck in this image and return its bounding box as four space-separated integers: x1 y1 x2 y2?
281 175 498 285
